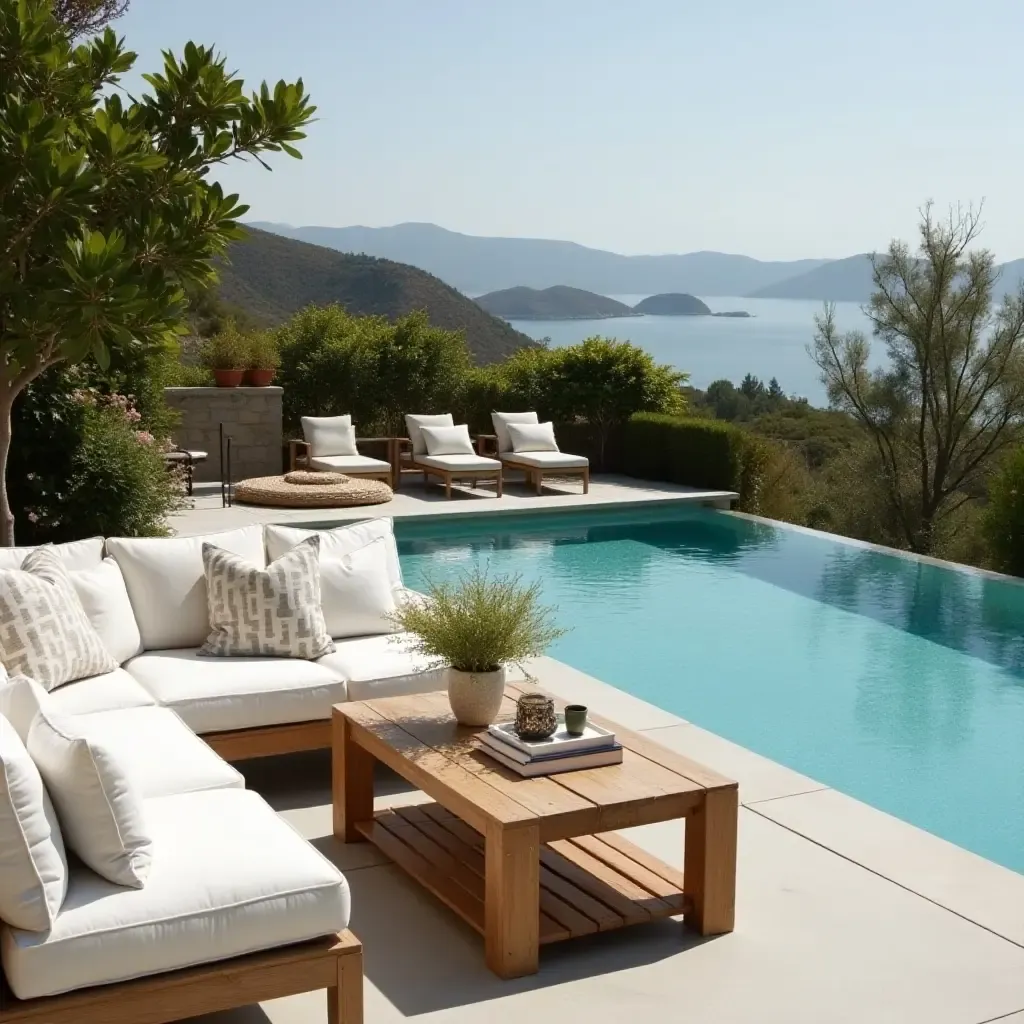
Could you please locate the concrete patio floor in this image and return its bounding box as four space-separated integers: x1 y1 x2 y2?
193 659 1024 1024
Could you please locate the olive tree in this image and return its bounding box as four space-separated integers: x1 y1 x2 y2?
0 0 315 544
51 0 128 36
811 205 1024 554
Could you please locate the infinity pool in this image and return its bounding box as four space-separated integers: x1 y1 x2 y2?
395 504 1024 874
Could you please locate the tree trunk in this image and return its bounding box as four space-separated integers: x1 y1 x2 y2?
0 392 15 547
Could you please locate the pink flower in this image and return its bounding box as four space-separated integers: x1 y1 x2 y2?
135 430 155 445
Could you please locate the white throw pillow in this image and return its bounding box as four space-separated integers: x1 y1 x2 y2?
70 558 143 665
491 411 539 453
507 421 561 453
301 415 357 457
264 519 404 591
0 537 104 573
28 709 152 888
107 525 266 650
0 675 51 743
420 424 475 457
0 548 117 690
0 715 68 932
200 537 334 659
405 413 454 455
317 537 398 638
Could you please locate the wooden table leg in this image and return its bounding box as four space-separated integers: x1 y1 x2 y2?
332 709 375 843
683 785 738 935
485 821 540 978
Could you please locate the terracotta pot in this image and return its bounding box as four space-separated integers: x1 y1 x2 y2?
213 369 244 388
245 368 276 387
447 666 506 727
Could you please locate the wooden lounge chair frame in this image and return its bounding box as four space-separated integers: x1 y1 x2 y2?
289 436 397 487
477 434 590 494
0 930 363 1024
394 437 503 499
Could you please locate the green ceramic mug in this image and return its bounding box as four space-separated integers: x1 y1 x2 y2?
564 704 588 736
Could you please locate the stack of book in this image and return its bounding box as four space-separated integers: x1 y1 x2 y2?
475 719 623 777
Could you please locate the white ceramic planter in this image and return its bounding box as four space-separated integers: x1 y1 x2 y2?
447 666 506 727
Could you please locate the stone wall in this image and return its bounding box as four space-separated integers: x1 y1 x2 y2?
164 386 283 483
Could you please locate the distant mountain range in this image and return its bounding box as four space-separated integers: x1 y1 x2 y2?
249 221 1024 304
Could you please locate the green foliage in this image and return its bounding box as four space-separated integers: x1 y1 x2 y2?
246 330 280 370
50 0 128 37
200 322 249 370
166 362 213 387
390 568 568 673
983 447 1024 576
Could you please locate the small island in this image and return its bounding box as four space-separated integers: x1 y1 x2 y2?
630 293 752 317
475 285 641 320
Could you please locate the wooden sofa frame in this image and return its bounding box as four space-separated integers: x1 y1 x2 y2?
476 434 590 494
0 930 362 1024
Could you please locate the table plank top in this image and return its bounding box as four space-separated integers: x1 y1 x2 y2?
334 683 736 836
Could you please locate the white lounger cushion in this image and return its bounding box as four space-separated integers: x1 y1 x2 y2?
0 788 349 1000
64 707 242 799
319 633 445 702
48 668 156 718
0 537 104 573
507 421 560 453
107 526 266 650
124 648 348 733
420 424 475 457
405 413 454 455
310 454 391 474
69 558 144 664
301 414 355 457
501 450 589 468
416 453 501 473
491 411 539 452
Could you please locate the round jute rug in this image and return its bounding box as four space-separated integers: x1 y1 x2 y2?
232 471 393 508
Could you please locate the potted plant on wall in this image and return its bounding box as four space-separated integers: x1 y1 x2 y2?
200 323 248 387
245 331 280 386
391 568 567 727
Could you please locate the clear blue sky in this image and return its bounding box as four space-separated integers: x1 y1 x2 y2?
117 0 1024 261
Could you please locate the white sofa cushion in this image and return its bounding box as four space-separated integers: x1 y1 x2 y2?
0 675 51 743
507 420 560 453
491 410 539 453
500 449 589 468
0 716 68 932
319 632 445 702
265 518 404 592
28 709 152 888
417 453 501 473
0 788 349 1000
200 537 333 659
107 525 266 650
48 668 156 717
0 537 104 573
310 453 392 474
124 648 348 733
301 414 356 457
64 706 242 799
405 413 454 455
314 537 397 639
70 557 144 664
0 548 117 690
420 424 475 457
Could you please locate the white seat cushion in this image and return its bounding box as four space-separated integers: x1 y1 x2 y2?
301 414 355 457
405 413 454 455
500 450 589 468
309 454 391 474
0 537 103 573
1 788 349 1000
319 633 445 702
69 558 144 664
48 668 156 717
416 454 501 473
124 648 348 733
107 526 266 651
491 411 539 453
420 424 475 457
62 707 242 799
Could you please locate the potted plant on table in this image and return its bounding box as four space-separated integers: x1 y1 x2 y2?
392 568 567 727
245 330 280 386
200 323 248 387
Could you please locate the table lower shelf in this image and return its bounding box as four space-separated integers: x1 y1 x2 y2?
355 803 690 944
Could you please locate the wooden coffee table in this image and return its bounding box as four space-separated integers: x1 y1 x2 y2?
332 684 738 978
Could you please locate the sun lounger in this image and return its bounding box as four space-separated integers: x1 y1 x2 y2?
402 414 502 498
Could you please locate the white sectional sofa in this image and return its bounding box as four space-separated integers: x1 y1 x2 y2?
0 515 440 1023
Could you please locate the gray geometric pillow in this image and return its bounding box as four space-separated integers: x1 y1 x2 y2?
199 536 334 659
0 548 117 690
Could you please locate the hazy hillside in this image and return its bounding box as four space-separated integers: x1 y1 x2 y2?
476 286 636 319
748 254 875 301
249 221 831 296
215 228 536 364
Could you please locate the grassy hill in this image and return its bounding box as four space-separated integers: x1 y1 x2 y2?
214 227 537 364
476 285 637 319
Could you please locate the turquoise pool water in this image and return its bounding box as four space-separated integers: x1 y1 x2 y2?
395 505 1024 874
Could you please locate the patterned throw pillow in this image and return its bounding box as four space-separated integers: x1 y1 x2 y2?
199 536 334 659
0 548 117 690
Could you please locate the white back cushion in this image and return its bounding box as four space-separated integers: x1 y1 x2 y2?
491 411 539 453
70 558 143 665
317 537 398 638
29 709 152 888
405 413 454 455
264 518 403 591
107 526 266 651
0 675 51 743
0 716 68 932
507 421 560 453
420 424 475 457
0 537 104 573
301 415 356 457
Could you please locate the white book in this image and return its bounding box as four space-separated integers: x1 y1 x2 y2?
474 740 624 777
487 719 616 757
480 731 622 766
